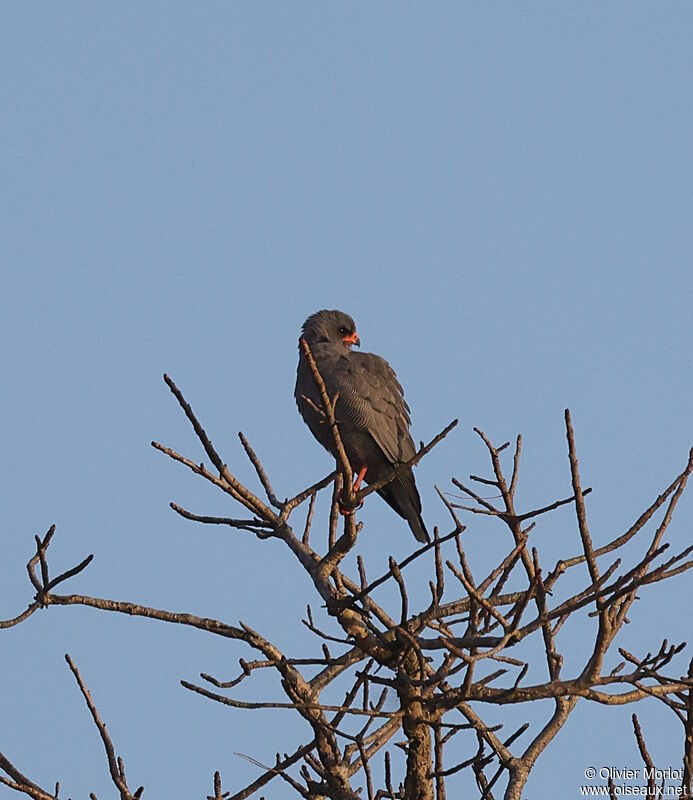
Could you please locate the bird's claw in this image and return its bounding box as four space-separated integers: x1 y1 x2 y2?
338 497 364 517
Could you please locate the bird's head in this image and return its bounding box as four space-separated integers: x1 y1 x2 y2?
300 309 360 350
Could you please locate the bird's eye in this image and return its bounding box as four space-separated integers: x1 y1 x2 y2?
339 326 348 335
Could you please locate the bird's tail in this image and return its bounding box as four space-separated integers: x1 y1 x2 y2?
407 510 429 544
378 472 430 544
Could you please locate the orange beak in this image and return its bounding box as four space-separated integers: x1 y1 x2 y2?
343 331 360 348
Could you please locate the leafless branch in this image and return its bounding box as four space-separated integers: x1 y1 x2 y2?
4 387 693 800
65 654 142 800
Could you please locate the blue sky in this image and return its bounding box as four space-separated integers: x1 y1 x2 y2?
1 3 692 797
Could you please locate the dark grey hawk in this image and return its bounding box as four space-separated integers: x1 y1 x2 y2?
295 309 428 543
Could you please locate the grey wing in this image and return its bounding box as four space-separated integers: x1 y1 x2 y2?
333 351 416 464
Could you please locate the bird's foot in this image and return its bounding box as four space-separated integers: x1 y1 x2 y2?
338 501 363 517
338 466 367 516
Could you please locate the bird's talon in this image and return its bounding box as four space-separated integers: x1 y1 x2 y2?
338 498 364 517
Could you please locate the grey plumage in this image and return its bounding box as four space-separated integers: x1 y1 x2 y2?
295 309 429 543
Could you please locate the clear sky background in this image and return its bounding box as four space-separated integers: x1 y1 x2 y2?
1 3 692 798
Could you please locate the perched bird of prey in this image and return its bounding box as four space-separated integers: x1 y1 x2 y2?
295 309 429 543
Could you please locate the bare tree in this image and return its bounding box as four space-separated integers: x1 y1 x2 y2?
2 351 692 799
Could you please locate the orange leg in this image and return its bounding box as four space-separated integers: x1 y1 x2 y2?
338 465 368 516
352 465 368 493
